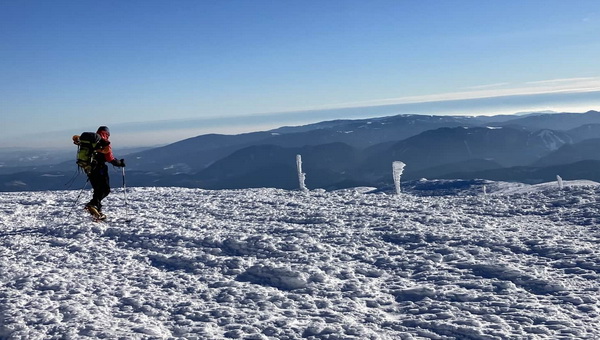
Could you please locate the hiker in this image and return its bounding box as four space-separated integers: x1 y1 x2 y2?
84 126 125 219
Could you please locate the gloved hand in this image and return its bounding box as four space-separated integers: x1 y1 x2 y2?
111 159 126 167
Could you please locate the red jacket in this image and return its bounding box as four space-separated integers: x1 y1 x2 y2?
96 130 116 163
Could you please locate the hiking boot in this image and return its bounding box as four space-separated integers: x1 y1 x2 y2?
85 204 106 220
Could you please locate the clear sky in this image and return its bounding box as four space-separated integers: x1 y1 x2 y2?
1 0 600 148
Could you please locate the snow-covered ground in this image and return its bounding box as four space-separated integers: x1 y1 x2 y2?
1 181 599 339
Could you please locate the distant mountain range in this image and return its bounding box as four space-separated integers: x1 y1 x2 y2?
2 110 600 191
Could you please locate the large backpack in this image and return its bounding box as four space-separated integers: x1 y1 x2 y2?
72 132 102 173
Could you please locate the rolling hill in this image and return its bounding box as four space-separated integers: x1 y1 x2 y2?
2 111 600 191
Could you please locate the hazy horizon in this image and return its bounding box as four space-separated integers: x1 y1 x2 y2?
2 98 599 151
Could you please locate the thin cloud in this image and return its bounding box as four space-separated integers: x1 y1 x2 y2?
525 77 599 85
463 83 511 90
299 77 600 111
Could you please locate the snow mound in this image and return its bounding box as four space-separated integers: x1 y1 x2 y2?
237 265 308 291
489 179 600 195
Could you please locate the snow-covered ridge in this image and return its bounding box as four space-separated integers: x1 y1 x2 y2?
533 129 571 151
1 182 599 339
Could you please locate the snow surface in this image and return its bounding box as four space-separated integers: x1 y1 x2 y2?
1 181 600 339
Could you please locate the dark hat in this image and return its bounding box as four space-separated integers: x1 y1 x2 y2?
97 126 110 135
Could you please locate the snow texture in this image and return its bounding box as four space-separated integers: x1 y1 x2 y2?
1 180 600 339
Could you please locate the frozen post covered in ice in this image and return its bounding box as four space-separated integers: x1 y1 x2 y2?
296 154 307 191
557 175 564 190
392 161 405 195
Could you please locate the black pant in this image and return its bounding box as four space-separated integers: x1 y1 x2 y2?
87 163 110 210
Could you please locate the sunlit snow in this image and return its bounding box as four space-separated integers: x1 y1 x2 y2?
1 181 599 339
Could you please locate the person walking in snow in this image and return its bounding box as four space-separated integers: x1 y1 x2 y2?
84 126 125 220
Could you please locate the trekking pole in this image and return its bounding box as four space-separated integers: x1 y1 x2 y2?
68 178 89 218
122 167 130 221
64 169 81 189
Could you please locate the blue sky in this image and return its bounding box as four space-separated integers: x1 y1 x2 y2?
1 0 600 148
